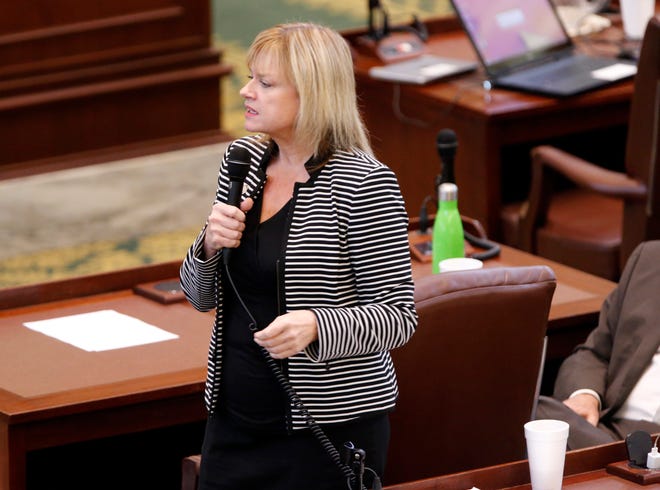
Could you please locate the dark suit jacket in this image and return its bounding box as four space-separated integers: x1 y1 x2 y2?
537 240 660 448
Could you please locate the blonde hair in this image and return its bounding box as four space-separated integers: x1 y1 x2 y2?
246 22 372 159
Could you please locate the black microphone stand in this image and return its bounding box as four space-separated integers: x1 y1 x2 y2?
367 0 388 41
419 129 455 234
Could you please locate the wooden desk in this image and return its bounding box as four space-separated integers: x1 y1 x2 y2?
383 438 658 489
346 15 635 237
0 262 211 490
0 246 615 490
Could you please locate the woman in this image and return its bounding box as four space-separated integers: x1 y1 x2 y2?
180 22 417 490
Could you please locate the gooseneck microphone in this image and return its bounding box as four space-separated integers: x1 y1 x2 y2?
436 128 457 186
223 146 251 266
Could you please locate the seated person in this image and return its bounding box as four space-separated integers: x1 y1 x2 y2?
536 240 660 450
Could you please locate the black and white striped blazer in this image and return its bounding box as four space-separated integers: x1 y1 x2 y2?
180 136 418 429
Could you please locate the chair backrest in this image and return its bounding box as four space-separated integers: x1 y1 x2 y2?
181 454 201 490
385 265 556 485
621 15 660 266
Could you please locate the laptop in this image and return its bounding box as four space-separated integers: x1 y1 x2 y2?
369 54 477 85
450 0 637 97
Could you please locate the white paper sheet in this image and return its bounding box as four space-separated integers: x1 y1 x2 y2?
591 63 638 81
23 309 179 351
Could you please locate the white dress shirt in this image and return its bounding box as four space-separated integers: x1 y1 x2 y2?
615 346 660 423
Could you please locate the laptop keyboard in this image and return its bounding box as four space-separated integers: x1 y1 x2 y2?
526 57 592 84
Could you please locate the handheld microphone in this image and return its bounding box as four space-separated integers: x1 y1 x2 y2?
223 146 251 266
436 128 457 186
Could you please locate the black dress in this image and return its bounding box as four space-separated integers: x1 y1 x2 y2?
198 195 389 490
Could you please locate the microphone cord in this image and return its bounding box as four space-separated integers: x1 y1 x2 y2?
222 261 378 490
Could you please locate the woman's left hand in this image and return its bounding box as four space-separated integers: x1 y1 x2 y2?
254 310 318 359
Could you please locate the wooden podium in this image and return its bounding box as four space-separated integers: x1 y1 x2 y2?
0 0 233 178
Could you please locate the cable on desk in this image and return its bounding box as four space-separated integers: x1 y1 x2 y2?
390 78 490 128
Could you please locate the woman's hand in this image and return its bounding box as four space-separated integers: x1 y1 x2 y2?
254 310 319 359
202 198 254 259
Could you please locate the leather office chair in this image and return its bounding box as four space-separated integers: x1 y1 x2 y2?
385 265 556 485
500 16 660 281
182 454 201 490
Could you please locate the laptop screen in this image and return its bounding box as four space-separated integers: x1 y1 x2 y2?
451 0 571 74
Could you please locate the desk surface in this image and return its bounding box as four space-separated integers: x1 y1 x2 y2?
350 16 634 117
347 14 637 235
0 295 210 413
410 235 615 330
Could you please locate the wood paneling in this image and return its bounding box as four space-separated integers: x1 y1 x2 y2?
0 0 232 177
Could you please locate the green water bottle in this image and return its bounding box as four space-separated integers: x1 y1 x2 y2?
432 182 465 273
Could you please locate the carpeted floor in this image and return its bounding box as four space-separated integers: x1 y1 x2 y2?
0 0 453 289
0 143 228 288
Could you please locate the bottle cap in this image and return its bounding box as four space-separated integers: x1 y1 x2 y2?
439 182 458 201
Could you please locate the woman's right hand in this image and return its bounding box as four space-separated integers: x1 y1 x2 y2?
203 198 254 259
